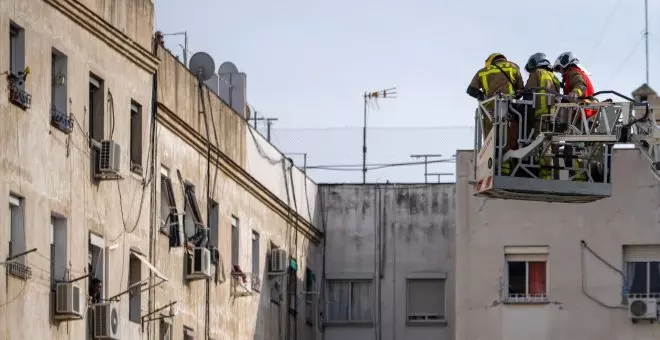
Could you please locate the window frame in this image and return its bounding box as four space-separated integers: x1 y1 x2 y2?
8 193 25 265
405 277 447 325
622 245 660 300
325 278 374 324
183 183 205 244
9 22 25 75
129 101 143 174
231 216 239 267
503 246 549 304
251 230 260 291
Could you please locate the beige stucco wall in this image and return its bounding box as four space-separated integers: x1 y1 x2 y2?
0 0 154 339
0 0 322 339
455 148 660 340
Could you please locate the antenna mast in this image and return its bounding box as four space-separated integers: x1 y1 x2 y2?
645 0 649 84
362 87 397 183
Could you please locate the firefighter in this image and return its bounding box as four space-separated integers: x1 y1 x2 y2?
467 53 524 176
524 53 561 180
553 52 595 182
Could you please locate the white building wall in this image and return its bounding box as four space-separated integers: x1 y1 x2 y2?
320 184 455 340
455 148 660 340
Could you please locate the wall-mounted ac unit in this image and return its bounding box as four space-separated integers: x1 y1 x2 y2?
93 302 120 339
629 297 658 322
186 247 211 280
269 248 287 274
54 282 83 320
98 140 121 174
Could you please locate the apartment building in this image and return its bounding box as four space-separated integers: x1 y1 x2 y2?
319 184 455 340
0 0 322 339
455 120 660 340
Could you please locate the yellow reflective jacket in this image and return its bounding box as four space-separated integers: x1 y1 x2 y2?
524 68 561 116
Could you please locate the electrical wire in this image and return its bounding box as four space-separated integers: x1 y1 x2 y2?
584 0 624 65
0 279 27 307
580 240 627 309
306 158 456 171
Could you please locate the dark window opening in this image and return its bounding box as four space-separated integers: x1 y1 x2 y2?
130 102 143 173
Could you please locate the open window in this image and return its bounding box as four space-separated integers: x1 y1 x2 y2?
504 246 548 303
160 166 181 247
88 233 106 304
8 21 30 110
183 183 206 247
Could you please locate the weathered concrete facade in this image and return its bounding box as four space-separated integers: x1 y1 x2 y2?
455 148 660 340
319 184 455 340
0 1 322 340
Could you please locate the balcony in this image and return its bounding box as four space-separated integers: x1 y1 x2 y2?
50 108 74 134
7 73 31 110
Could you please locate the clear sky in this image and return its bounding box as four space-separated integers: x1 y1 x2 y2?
154 0 660 182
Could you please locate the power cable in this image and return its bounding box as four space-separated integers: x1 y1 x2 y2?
306 158 456 171
604 35 645 88
585 0 624 65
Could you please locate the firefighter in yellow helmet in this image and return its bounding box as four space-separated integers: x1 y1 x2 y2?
467 53 524 176
523 53 561 180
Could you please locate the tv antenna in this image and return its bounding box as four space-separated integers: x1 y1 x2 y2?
188 52 215 82
644 0 649 84
410 154 444 183
362 87 397 183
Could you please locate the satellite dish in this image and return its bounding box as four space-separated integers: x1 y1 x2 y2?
188 52 215 81
218 61 239 74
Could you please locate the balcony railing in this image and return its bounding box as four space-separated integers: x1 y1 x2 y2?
50 108 74 134
7 73 31 110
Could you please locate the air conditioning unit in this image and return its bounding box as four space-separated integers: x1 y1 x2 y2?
98 140 121 174
628 297 658 322
186 247 211 280
54 282 83 320
93 302 120 339
269 248 287 274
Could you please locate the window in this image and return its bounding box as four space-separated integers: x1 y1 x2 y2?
623 245 660 298
326 280 373 323
128 253 142 323
252 231 260 277
88 74 104 143
9 22 25 75
130 101 143 173
504 246 548 303
184 327 195 340
406 278 445 324
88 233 106 303
305 268 316 323
231 216 239 266
8 194 25 265
288 265 297 311
159 166 180 246
208 200 219 248
183 183 205 246
50 49 69 132
159 318 172 340
50 214 68 286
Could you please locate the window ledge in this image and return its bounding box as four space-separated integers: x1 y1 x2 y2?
502 299 551 305
324 321 374 328
406 319 448 327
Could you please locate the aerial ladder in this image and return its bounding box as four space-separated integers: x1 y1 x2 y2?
472 90 659 203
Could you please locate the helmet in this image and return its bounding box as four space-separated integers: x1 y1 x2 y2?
553 52 579 72
485 53 507 68
525 52 551 72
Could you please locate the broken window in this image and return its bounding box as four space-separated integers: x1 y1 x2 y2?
160 166 181 246
623 245 660 298
159 318 172 340
505 246 548 302
326 280 373 323
128 253 142 323
130 101 143 173
183 183 206 247
50 49 70 133
406 278 445 323
50 214 68 286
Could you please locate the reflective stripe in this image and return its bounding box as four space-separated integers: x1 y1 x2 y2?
536 69 559 115
478 62 517 95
